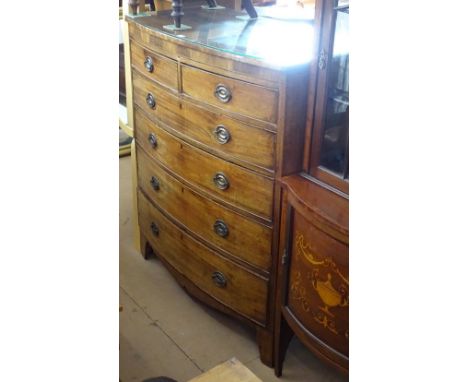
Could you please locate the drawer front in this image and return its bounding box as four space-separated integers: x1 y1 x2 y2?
181 65 278 124
131 41 178 90
138 191 268 325
286 211 349 357
137 146 272 271
134 108 274 221
133 70 276 173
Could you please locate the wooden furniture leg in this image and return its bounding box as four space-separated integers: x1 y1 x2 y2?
171 0 184 29
162 0 191 31
274 314 294 377
241 0 257 18
139 233 155 260
128 0 152 15
256 327 274 368
129 0 138 14
139 0 146 12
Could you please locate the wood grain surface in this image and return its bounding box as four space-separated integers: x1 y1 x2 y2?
182 64 279 124
137 145 273 272
132 70 276 174
134 108 275 221
138 191 269 325
130 40 178 90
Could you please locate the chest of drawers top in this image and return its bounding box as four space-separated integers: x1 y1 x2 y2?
127 7 314 81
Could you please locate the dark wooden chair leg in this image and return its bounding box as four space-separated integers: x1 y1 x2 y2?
256 327 274 368
171 0 184 29
274 314 294 377
241 0 258 19
129 0 138 15
147 0 156 11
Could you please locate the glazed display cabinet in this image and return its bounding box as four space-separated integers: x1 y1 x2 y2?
275 0 349 375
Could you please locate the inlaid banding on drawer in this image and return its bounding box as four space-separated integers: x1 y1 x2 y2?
181 64 279 123
138 191 268 325
137 146 273 271
130 40 178 90
134 109 274 221
132 70 276 174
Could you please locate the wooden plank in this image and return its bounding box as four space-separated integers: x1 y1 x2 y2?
188 358 262 382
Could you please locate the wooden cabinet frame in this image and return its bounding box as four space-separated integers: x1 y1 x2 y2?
303 0 349 195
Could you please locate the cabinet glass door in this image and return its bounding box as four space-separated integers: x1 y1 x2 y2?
310 0 349 193
320 2 348 178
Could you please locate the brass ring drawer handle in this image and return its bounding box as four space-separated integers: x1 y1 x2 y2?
144 56 154 73
148 133 158 148
150 176 160 191
213 125 231 144
150 222 159 236
146 93 156 109
212 172 229 190
211 271 227 288
214 84 232 103
213 220 229 238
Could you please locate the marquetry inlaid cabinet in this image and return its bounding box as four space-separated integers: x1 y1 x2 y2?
274 0 349 375
127 4 314 366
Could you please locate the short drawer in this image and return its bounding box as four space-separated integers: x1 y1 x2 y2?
134 108 274 221
181 64 278 123
131 40 178 90
132 70 276 173
138 190 269 325
137 146 273 271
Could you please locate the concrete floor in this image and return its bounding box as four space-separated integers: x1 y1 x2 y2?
119 155 348 382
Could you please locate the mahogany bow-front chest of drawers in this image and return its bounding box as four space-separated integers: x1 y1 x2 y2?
127 7 313 366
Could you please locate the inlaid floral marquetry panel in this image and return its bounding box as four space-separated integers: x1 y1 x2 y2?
287 212 349 356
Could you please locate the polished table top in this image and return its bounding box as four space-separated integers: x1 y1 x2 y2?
128 4 316 68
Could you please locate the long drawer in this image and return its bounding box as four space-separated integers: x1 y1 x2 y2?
134 108 274 221
137 145 273 271
132 70 276 173
138 190 269 325
130 40 178 90
181 64 279 124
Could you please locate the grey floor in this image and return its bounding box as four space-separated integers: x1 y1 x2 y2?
120 155 347 382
